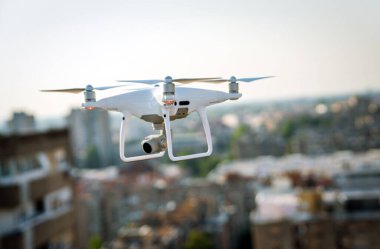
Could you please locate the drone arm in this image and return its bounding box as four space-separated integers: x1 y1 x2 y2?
163 107 213 161
119 112 165 162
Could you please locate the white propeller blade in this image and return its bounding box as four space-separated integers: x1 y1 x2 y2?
118 77 221 84
40 84 132 94
204 76 274 84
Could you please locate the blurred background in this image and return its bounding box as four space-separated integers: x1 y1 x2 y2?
0 0 380 248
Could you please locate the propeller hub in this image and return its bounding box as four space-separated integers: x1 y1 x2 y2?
229 76 239 94
85 84 94 91
164 76 173 84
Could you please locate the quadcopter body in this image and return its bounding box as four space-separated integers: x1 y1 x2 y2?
42 76 273 162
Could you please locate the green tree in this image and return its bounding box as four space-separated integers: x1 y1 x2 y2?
90 234 102 249
279 120 296 139
229 124 249 159
198 156 222 177
177 149 222 177
85 145 102 168
184 230 214 249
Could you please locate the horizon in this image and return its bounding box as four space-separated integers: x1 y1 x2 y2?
1 89 377 128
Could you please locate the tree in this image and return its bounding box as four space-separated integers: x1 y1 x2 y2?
177 149 222 177
184 230 214 249
90 234 102 249
85 145 102 168
229 124 249 159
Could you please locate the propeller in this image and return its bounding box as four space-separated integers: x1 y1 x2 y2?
117 76 221 85
40 84 133 94
203 76 274 84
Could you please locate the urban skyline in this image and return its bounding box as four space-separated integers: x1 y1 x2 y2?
1 91 379 248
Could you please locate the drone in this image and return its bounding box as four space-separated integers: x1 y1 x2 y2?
42 76 273 162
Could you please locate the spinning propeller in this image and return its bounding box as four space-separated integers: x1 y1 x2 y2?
118 76 220 85
41 84 134 106
203 76 274 94
203 76 274 84
40 75 273 105
119 76 222 105
40 76 221 95
40 84 129 94
40 77 221 107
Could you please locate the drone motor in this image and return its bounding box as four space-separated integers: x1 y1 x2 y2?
162 76 176 105
84 85 96 102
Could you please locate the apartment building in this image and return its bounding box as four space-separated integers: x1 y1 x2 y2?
0 129 76 249
6 112 36 135
251 166 380 249
67 108 114 167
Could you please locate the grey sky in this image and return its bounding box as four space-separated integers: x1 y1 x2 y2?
0 0 379 120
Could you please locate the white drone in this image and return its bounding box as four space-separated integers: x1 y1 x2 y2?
42 76 273 162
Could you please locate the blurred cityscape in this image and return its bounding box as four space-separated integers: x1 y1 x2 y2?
1 92 380 249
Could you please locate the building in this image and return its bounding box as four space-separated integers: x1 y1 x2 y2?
252 215 380 249
251 165 380 249
6 112 36 135
67 108 114 168
76 163 246 249
0 129 76 249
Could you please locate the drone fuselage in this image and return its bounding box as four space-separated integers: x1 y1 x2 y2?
81 85 242 162
42 76 272 162
43 75 272 162
84 85 242 123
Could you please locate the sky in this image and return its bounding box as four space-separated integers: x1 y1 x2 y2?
0 0 379 121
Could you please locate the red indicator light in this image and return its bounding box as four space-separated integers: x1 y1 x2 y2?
163 100 175 105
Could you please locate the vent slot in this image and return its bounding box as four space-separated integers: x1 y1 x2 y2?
179 101 190 106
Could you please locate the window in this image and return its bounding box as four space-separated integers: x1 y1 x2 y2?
6 159 17 176
35 198 45 215
54 149 67 170
0 160 7 176
37 153 49 170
